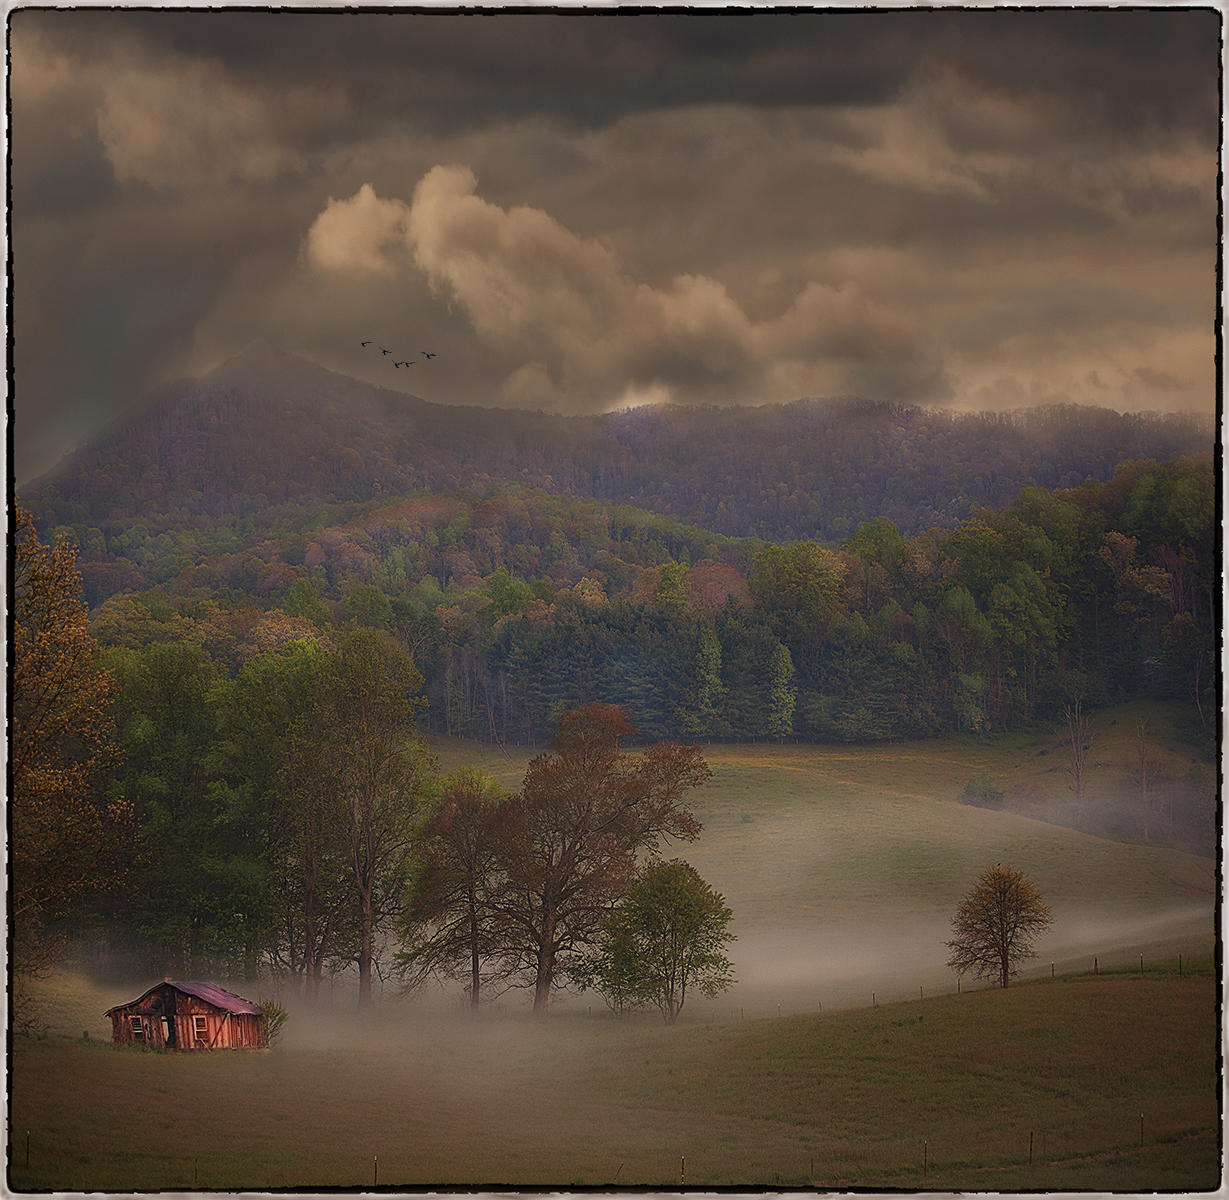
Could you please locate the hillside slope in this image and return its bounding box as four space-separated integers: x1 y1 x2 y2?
28 345 1212 544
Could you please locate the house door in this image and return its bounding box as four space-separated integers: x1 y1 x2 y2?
162 992 178 1048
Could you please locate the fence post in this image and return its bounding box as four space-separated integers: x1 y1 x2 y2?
1094 956 1098 975
373 1155 378 1187
923 1139 928 1182
680 1155 686 1185
1028 1131 1033 1166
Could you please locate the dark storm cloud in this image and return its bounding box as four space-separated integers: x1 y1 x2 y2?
9 6 1220 482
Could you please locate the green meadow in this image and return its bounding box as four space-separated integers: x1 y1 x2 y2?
10 706 1219 1192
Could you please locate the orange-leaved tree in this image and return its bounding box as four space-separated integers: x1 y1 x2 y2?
11 507 131 975
496 703 710 1014
945 863 1052 989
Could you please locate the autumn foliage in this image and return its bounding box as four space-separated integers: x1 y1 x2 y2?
945 864 1053 989
11 507 131 971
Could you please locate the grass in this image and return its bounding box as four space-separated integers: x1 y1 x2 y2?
9 973 1220 1192
11 704 1219 1192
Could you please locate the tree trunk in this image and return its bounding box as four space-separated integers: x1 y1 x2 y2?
532 916 556 1015
532 966 553 1014
468 892 480 1011
358 887 374 1008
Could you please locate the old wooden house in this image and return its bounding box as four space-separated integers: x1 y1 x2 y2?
105 979 267 1050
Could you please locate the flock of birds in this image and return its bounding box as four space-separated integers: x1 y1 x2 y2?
360 340 438 370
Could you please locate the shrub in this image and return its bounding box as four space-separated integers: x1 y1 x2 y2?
258 998 288 1047
959 774 1004 809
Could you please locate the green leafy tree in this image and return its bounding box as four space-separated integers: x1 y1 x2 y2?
765 642 796 741
218 640 355 997
329 629 436 1007
103 639 226 973
945 864 1052 989
749 541 846 641
682 623 725 738
581 859 735 1024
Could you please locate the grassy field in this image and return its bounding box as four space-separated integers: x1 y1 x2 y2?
10 707 1219 1192
441 704 1216 1016
9 969 1220 1192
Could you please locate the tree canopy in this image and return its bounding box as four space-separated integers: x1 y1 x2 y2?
945 864 1053 989
580 858 735 1024
495 703 710 1013
11 507 130 975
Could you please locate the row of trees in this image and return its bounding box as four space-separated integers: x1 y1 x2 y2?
14 507 730 1016
66 455 1216 753
399 707 727 1017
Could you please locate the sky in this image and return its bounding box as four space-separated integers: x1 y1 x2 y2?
9 5 1221 483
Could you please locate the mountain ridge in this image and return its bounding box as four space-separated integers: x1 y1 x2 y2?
27 346 1214 546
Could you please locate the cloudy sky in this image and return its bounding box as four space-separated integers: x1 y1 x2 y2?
10 6 1220 482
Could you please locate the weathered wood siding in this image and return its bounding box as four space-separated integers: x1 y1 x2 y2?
108 983 267 1050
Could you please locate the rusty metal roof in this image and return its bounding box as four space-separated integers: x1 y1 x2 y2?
105 979 263 1017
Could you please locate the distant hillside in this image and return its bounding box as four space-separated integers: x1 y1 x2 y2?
29 344 1212 545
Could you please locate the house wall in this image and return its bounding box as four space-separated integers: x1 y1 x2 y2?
109 984 266 1050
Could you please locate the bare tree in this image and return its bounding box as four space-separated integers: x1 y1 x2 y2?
946 864 1053 989
1063 699 1092 818
1135 717 1152 842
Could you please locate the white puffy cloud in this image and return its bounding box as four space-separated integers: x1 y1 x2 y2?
304 184 412 276
305 165 944 411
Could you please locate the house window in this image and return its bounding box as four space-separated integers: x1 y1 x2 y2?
192 1015 209 1046
129 1015 147 1042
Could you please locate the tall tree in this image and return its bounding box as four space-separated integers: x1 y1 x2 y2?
581 859 735 1024
11 507 129 975
104 640 226 973
945 864 1053 989
219 639 355 997
329 629 436 1007
682 622 725 739
765 642 796 741
496 704 710 1014
396 768 511 1009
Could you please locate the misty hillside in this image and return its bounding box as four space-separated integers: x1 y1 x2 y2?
28 344 1211 545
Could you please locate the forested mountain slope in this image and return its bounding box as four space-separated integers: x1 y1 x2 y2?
29 345 1211 548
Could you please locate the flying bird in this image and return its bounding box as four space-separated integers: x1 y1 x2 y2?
395 360 414 368
421 351 437 359
360 340 372 347
380 347 392 356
